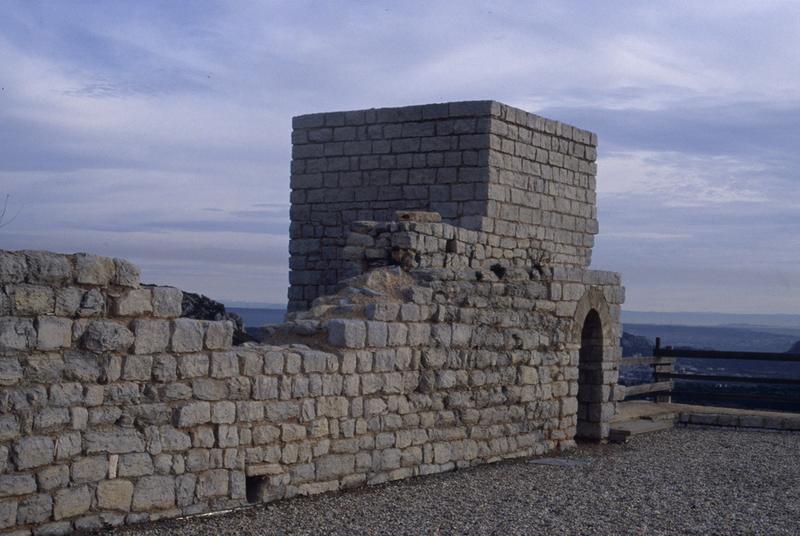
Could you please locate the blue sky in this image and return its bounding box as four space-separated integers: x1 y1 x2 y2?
1 1 798 313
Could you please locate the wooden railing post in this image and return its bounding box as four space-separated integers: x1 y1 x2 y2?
653 337 673 403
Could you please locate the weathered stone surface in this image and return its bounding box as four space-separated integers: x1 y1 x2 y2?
152 286 182 318
123 354 153 381
97 479 134 511
132 476 175 511
205 321 233 350
74 253 115 286
63 351 101 382
118 453 154 477
0 499 15 529
132 319 170 354
17 493 53 525
37 465 70 492
114 258 141 288
327 319 366 348
175 401 211 427
82 320 134 353
13 436 54 469
72 456 109 483
210 351 238 378
0 251 27 283
0 317 35 352
0 475 36 497
11 284 54 315
0 357 23 386
25 251 72 284
85 430 145 454
79 288 105 317
196 469 228 498
171 318 204 352
35 316 72 350
115 289 153 316
55 287 83 316
53 485 92 520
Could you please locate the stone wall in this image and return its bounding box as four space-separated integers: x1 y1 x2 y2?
0 232 622 534
288 101 599 311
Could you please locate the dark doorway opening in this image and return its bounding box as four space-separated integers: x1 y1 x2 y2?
577 309 604 439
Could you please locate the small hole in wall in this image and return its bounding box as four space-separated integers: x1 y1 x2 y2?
475 271 483 281
490 263 506 279
246 475 264 503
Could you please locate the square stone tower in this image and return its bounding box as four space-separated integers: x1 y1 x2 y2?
288 101 598 311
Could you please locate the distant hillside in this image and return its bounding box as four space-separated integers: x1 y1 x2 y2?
788 341 800 354
623 323 798 353
227 307 285 327
621 332 653 357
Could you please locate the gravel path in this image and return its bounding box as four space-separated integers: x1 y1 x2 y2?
106 428 800 535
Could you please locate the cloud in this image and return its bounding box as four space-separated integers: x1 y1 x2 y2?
0 0 798 312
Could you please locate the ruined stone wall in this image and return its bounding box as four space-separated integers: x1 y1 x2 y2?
0 236 622 534
288 101 599 311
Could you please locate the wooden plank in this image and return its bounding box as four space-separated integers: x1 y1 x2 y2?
619 356 675 366
624 381 672 397
655 347 800 361
668 373 800 386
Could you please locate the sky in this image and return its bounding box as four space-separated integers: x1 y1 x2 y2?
0 1 798 313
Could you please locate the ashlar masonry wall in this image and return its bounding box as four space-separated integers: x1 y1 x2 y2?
289 101 599 311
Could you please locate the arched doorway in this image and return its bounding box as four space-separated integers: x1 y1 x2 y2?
577 309 604 439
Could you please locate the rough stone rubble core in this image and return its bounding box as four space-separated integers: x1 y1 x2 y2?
0 100 623 534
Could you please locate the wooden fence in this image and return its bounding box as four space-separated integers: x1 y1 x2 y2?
619 337 800 407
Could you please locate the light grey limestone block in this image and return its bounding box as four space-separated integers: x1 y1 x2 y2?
114 258 141 288
118 453 154 477
131 475 175 511
0 251 27 283
84 429 145 454
123 354 153 381
152 354 177 383
35 316 72 350
25 251 72 285
55 431 83 461
210 351 238 378
75 253 115 286
0 498 16 529
78 288 105 317
252 376 279 401
10 284 55 315
37 465 70 492
327 319 366 348
152 287 182 318
13 436 54 470
71 455 109 483
196 469 228 499
0 475 36 498
178 353 209 378
315 454 355 480
34 407 70 431
175 474 196 507
211 401 236 424
132 320 170 355
217 425 239 448
115 289 153 316
0 317 35 352
53 485 92 520
171 319 204 352
205 321 233 350
0 357 23 386
81 320 133 353
175 402 211 427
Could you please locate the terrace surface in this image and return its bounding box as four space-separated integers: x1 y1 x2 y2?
107 427 800 535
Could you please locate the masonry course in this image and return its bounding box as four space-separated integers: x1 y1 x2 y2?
0 100 623 534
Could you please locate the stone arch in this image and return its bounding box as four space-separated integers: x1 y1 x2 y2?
572 286 616 440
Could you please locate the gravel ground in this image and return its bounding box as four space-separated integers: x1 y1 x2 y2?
106 427 800 535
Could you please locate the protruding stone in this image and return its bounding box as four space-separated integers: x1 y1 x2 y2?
82 320 134 353
205 321 233 350
114 258 141 288
327 319 366 348
152 287 182 318
25 251 72 285
0 317 35 352
75 253 115 286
